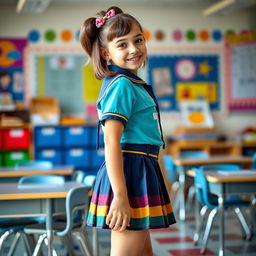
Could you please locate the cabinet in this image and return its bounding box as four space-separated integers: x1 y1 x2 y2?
167 140 241 157
241 143 256 157
33 125 104 175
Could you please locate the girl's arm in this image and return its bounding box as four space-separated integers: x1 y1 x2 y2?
103 119 131 232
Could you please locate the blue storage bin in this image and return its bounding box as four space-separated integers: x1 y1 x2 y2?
63 126 91 147
34 127 62 148
35 149 63 165
64 148 90 169
91 148 105 168
91 126 104 148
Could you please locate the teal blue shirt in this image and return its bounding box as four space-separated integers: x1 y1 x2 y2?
97 74 163 147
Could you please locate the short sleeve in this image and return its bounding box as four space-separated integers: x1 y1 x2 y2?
99 77 135 126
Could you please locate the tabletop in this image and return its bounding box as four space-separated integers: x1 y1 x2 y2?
174 155 252 166
0 165 74 178
187 169 256 183
0 181 82 200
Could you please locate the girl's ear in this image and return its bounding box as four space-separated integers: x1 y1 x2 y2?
100 48 111 61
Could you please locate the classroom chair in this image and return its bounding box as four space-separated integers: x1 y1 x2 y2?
252 152 256 169
193 166 252 254
0 218 38 256
23 186 92 256
179 150 209 211
15 160 53 169
18 175 92 255
163 155 180 211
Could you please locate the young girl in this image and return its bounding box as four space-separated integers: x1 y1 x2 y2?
80 6 176 256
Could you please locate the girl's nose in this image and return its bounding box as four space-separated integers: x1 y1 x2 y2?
129 44 139 54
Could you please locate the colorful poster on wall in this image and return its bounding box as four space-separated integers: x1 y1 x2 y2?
0 38 27 109
226 32 256 111
147 52 221 113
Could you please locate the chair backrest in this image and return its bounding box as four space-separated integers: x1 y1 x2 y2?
83 175 96 186
193 167 216 209
201 164 240 171
252 152 256 169
18 175 65 185
56 185 91 236
179 150 209 159
15 160 53 169
163 155 177 182
72 170 85 183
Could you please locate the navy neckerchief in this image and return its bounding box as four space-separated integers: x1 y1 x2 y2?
96 65 165 149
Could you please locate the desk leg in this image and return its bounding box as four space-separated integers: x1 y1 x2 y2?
178 166 186 221
92 227 99 256
194 189 200 243
46 198 53 256
218 194 224 256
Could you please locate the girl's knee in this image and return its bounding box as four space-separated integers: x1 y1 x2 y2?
111 230 148 256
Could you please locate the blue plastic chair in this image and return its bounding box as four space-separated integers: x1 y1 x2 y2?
193 166 251 253
179 150 209 159
179 151 209 210
252 152 256 169
0 218 38 255
18 174 65 185
23 186 92 256
15 160 53 169
163 155 180 210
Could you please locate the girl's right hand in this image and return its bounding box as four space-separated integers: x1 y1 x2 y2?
106 195 131 232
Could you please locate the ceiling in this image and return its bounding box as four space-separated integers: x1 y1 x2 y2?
1 0 256 15
0 0 218 7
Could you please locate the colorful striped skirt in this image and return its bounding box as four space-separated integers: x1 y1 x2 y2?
87 143 176 230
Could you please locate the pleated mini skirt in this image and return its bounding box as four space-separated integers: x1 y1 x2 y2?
87 143 176 230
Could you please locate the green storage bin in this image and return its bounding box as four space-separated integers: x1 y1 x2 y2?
0 152 3 166
4 151 29 167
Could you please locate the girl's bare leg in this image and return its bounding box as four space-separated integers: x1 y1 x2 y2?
111 229 149 256
142 231 153 256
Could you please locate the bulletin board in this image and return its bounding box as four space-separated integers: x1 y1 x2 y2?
226 32 256 111
25 46 101 118
0 38 27 109
147 46 227 117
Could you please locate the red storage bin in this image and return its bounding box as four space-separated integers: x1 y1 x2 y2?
3 128 30 150
0 130 3 150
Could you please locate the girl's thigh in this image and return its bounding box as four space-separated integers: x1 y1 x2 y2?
111 229 150 256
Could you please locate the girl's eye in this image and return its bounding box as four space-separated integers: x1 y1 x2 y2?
118 43 127 48
135 37 144 44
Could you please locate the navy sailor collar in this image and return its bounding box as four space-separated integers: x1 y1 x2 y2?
108 65 146 85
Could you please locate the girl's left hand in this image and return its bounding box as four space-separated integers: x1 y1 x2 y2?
106 195 131 232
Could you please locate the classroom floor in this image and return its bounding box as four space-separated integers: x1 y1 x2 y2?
4 207 256 256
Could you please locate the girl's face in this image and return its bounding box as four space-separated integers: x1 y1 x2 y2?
101 22 147 75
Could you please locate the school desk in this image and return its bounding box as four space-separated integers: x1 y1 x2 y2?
173 156 252 221
187 169 256 256
0 181 98 256
0 165 74 183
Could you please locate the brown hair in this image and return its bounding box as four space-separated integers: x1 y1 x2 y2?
79 6 143 80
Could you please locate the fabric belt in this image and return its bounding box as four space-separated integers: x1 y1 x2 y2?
121 143 159 159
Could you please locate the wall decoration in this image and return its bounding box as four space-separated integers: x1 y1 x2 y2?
212 30 222 42
172 30 183 42
60 29 73 42
180 100 214 128
147 46 226 116
28 30 40 43
226 32 256 111
0 38 27 109
186 29 196 42
25 47 88 115
155 30 165 41
44 30 57 42
199 30 210 42
143 29 151 41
